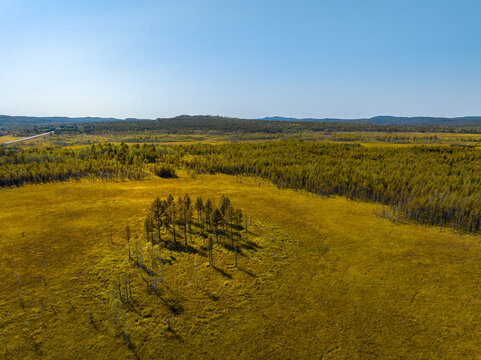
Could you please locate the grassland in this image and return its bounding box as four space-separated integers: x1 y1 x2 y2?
1 172 481 359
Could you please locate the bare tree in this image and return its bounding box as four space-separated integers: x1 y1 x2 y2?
14 271 23 307
0 318 6 356
167 200 177 243
195 255 199 287
208 236 214 266
158 256 164 285
211 209 223 243
125 225 131 244
195 197 204 231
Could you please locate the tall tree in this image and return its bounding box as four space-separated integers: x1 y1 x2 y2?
211 208 223 243
166 198 177 243
125 224 131 258
226 206 235 249
219 195 231 217
235 208 243 230
144 216 154 243
195 196 204 230
208 236 214 266
177 196 188 246
204 199 213 231
183 194 193 245
150 197 165 243
125 225 131 243
219 195 231 230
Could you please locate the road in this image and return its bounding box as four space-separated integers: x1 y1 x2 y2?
1 130 54 145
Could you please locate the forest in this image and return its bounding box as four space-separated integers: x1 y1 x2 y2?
182 141 481 232
2 141 481 233
0 143 177 187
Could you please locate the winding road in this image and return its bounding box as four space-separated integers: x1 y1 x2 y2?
0 130 54 145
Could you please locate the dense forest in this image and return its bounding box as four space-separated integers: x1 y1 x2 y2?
2 141 481 233
182 142 481 233
0 143 177 187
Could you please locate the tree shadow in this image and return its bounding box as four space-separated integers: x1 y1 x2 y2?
240 239 262 251
217 241 235 252
212 266 232 279
145 285 186 317
167 303 184 316
125 337 142 360
237 266 257 278
163 241 202 256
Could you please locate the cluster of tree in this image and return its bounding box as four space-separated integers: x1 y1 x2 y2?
181 141 481 233
0 142 178 187
329 133 440 144
144 194 244 253
151 164 176 178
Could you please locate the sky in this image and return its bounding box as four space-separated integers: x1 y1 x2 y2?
0 0 480 119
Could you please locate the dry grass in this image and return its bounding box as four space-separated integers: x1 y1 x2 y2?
1 173 481 359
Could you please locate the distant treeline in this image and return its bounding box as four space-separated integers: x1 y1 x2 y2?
0 143 178 187
2 141 481 233
78 116 481 135
4 115 481 137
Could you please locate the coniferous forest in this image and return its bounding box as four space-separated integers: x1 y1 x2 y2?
2 140 481 233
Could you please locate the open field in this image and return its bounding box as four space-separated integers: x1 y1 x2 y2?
1 173 481 358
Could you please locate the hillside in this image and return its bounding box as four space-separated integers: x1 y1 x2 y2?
260 115 481 127
0 115 149 127
4 114 481 131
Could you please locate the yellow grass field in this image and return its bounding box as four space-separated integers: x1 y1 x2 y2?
1 173 481 359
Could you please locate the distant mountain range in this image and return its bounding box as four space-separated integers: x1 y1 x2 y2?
0 115 149 127
2 114 481 128
259 116 481 127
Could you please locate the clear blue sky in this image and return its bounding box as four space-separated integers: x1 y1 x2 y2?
1 0 480 119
